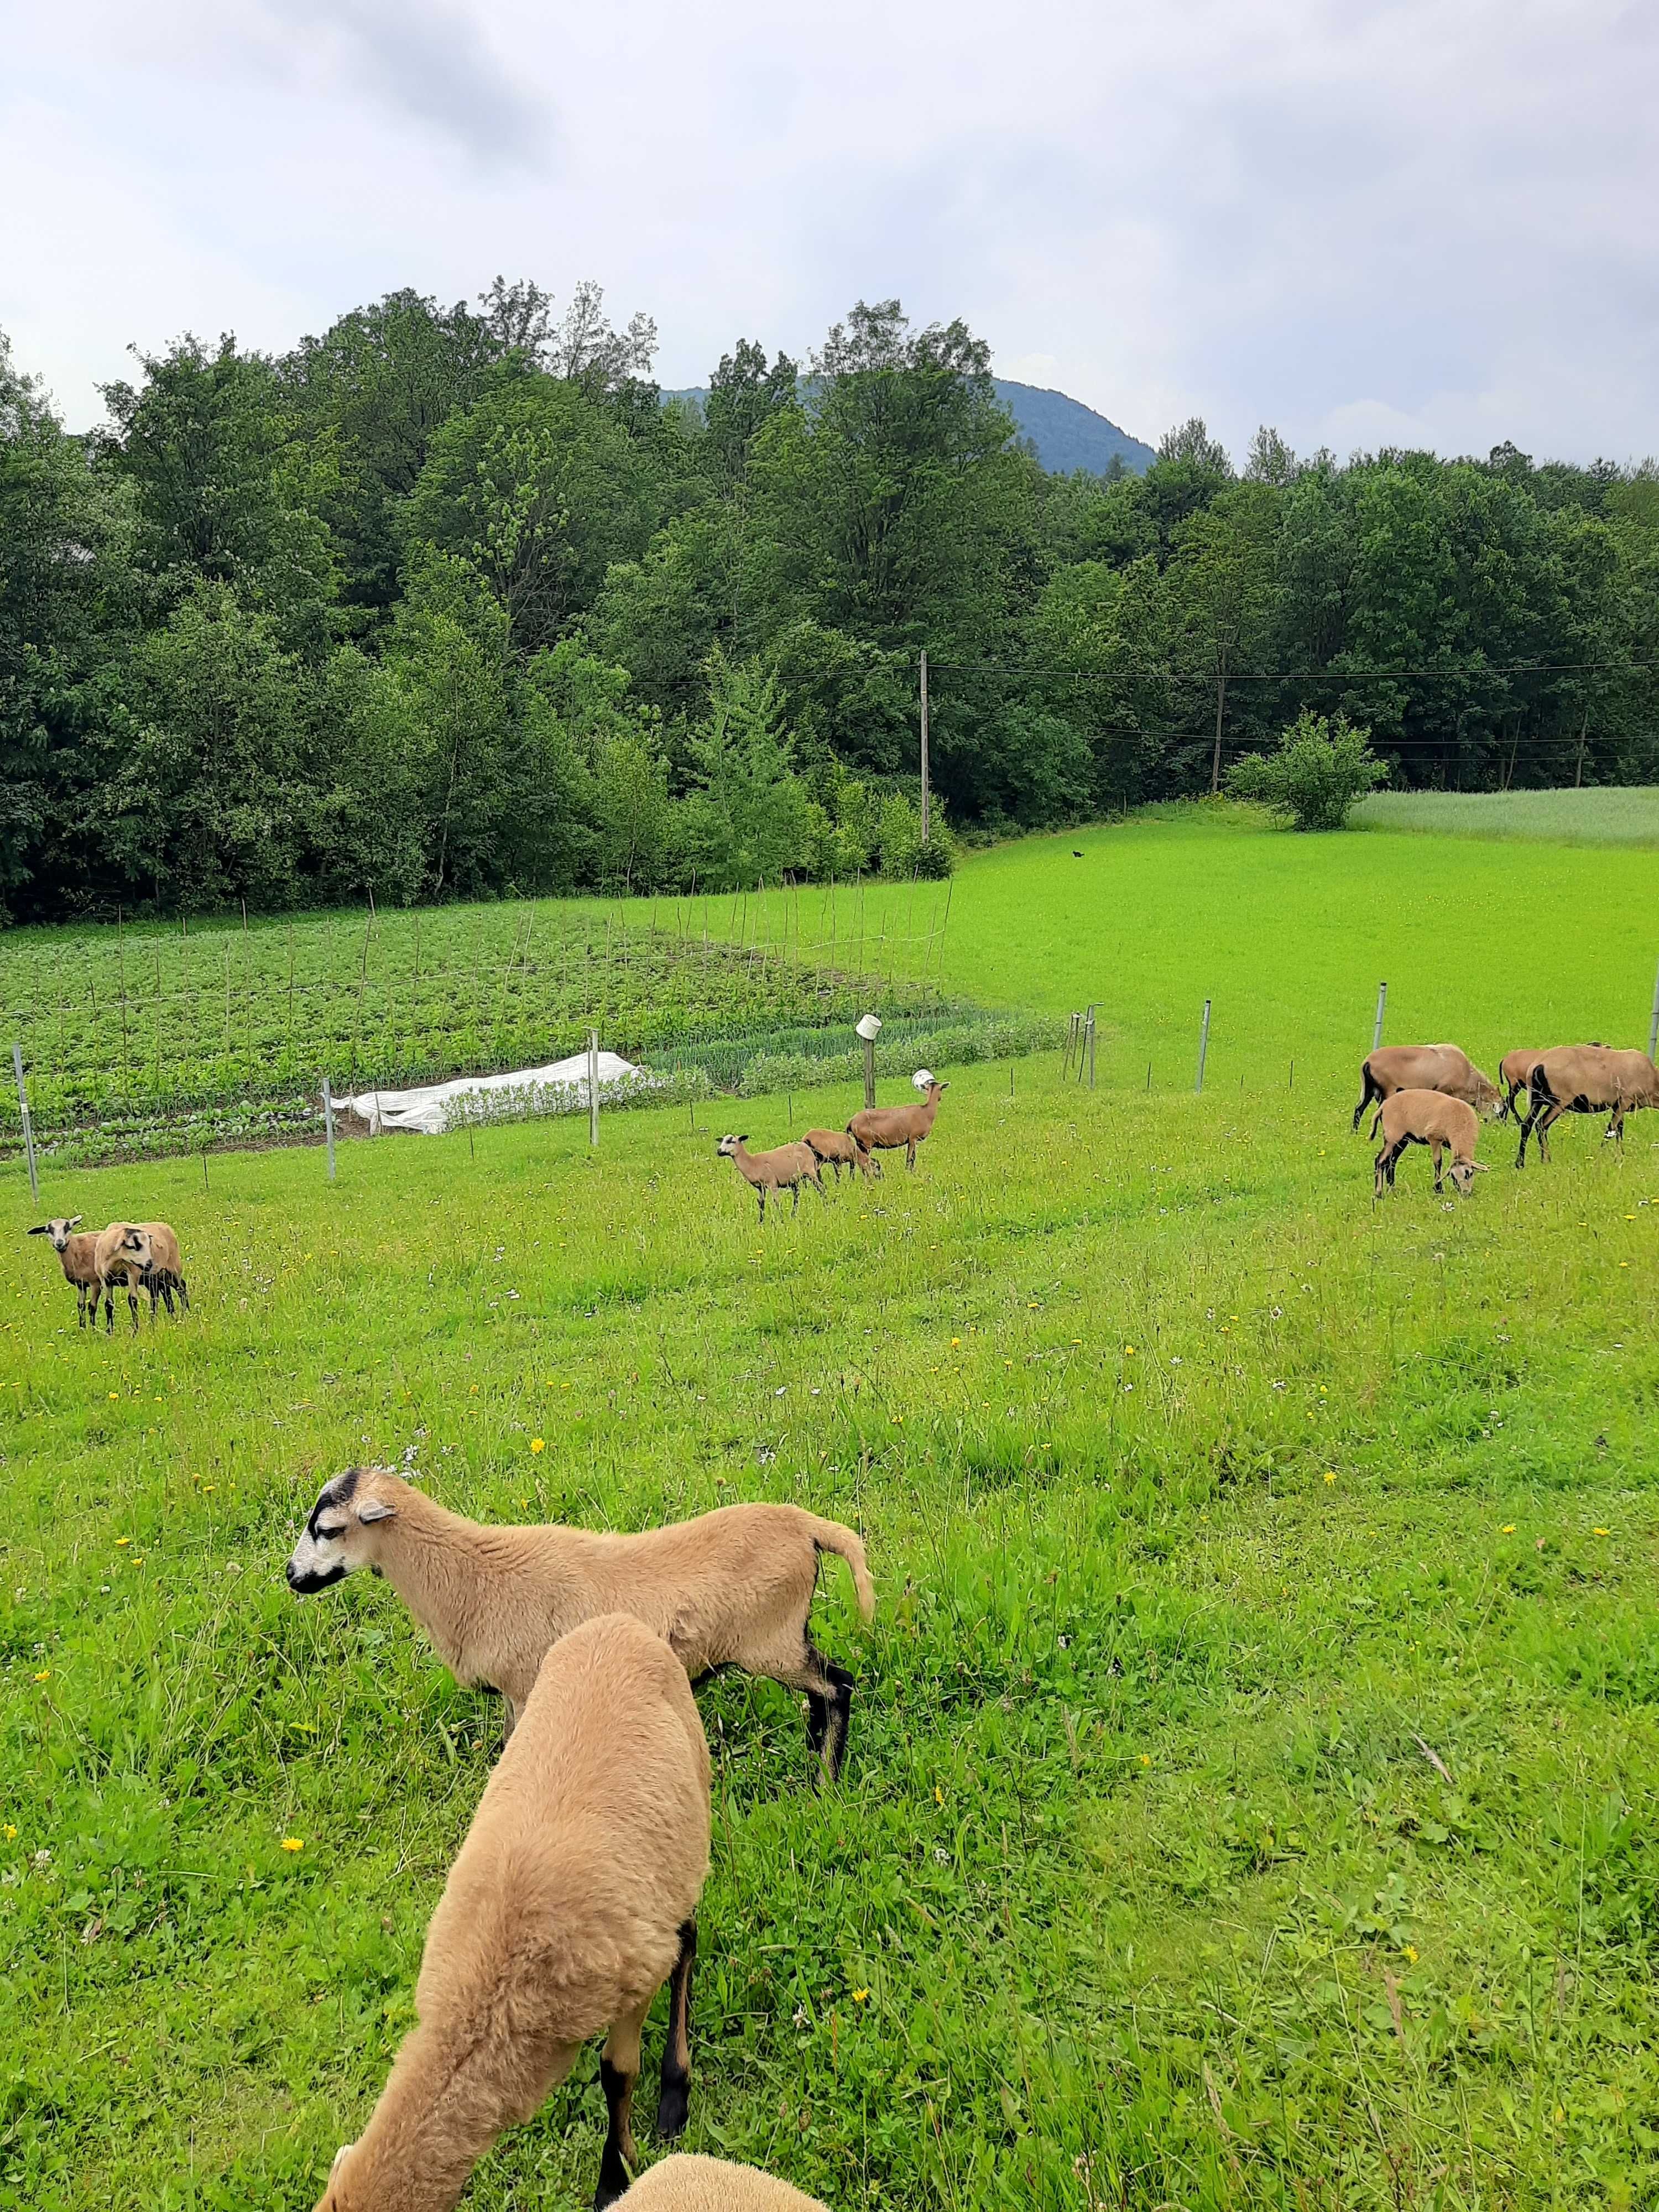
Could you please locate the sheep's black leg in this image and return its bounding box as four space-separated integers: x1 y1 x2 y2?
791 1183 801 1214
1516 1103 1540 1167
1432 1143 1444 1193
595 2056 638 2209
655 1918 697 2138
1606 1108 1625 1145
822 1661 855 1783
1534 1103 1563 1163
178 1276 191 1313
159 1277 176 1316
805 1690 830 1755
1352 1068 1379 1133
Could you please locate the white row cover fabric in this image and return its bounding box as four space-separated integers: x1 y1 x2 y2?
345 1050 645 1136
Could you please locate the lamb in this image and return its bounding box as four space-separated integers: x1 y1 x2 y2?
801 1128 874 1182
286 1468 876 1780
115 1220 190 1318
716 1133 823 1219
25 1217 100 1327
847 1070 949 1171
312 1612 711 2212
93 1219 188 1331
1352 1045 1502 1136
623 2155 828 2209
1515 1044 1659 1165
1373 1088 1488 1198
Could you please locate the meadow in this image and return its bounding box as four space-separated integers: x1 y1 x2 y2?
1352 789 1659 849
2 808 1657 2212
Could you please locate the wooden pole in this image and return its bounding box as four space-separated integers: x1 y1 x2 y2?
862 1033 876 1112
1195 1000 1212 1093
12 1042 38 1203
919 648 931 846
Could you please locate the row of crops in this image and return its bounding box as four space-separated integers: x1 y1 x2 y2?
0 887 1045 1164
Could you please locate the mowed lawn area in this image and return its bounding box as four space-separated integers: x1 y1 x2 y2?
3 811 1658 2212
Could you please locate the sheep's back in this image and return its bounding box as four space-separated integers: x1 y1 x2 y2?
622 2153 830 2209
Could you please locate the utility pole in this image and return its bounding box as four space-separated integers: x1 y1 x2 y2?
919 649 931 844
1209 638 1231 796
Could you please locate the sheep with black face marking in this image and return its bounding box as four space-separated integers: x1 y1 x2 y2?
26 1217 99 1327
312 1612 711 2212
716 1133 823 1219
624 2154 828 2209
114 1221 190 1319
286 1467 875 1780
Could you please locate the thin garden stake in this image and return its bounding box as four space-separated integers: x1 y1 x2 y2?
12 1042 38 1203
201 1146 210 1195
321 1076 337 1182
1146 1061 1152 1092
1195 999 1212 1093
588 1028 599 1148
1373 980 1387 1052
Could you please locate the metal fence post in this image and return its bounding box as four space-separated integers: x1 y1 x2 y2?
1086 1004 1097 1090
1648 957 1659 1063
321 1076 337 1182
588 1029 600 1147
12 1042 38 1203
1195 999 1212 1094
1373 980 1387 1052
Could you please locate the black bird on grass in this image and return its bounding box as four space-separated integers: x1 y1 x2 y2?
1072 849 1084 858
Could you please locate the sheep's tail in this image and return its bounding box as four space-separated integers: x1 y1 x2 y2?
806 1515 876 1623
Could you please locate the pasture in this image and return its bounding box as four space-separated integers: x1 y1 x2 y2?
2 809 1657 2212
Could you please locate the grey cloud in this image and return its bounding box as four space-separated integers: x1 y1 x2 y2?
265 0 550 167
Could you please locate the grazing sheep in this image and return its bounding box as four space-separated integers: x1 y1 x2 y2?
848 1071 948 1172
1516 1045 1659 1165
312 1613 711 2212
116 1220 190 1318
92 1220 145 1333
1373 1089 1488 1198
286 1468 876 1780
26 1217 100 1327
801 1128 874 1182
716 1133 823 1219
624 2155 828 2210
1352 1045 1502 1136
1498 1048 1550 1123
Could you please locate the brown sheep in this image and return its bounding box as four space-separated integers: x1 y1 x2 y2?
716 1134 823 1220
848 1073 948 1172
1498 1048 1550 1123
312 1613 711 2212
1516 1045 1659 1165
1373 1089 1488 1198
624 2154 828 2209
802 1128 874 1182
1352 1045 1502 1136
286 1468 875 1780
92 1220 145 1333
26 1217 99 1327
116 1220 190 1318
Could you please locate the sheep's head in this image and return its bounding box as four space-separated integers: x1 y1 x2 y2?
1449 1159 1489 1196
1471 1072 1505 1120
120 1226 156 1272
716 1133 748 1158
286 1468 403 1595
27 1217 82 1251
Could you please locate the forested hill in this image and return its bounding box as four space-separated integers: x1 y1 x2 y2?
664 375 1155 476
3 279 1656 926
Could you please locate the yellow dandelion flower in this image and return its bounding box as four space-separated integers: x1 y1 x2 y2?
280 1837 304 1853
1594 1526 1610 1536
469 1383 479 1394
530 1437 545 1453
950 1337 961 1348
1139 1752 1151 1768
2 1823 15 1840
115 1537 131 1547
933 1785 944 1806
1501 1524 1515 1534
107 1391 119 1401
1402 1944 1418 1964
1323 1470 1337 1485
33 1669 50 1682
852 1987 869 2004
1124 1345 1136 1356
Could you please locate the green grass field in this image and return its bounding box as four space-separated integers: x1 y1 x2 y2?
1353 789 1659 849
3 811 1657 2211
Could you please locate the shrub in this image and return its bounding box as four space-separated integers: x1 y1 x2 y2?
1227 711 1387 831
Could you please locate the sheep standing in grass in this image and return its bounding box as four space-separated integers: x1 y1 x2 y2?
1373 1089 1488 1197
92 1221 144 1333
802 1128 874 1182
716 1133 823 1219
1498 1048 1547 1123
1515 1044 1659 1165
624 2155 828 2209
312 1613 710 2212
116 1221 190 1318
286 1467 876 1780
1352 1045 1501 1136
848 1071 948 1171
26 1218 99 1327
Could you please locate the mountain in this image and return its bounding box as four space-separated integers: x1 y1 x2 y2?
661 377 1154 478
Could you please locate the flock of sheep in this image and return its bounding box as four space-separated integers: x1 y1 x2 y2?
283 1466 875 2210
716 1073 949 1218
1354 1040 1659 1195
26 1214 189 1329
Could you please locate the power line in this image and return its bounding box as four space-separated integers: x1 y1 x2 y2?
922 658 1655 681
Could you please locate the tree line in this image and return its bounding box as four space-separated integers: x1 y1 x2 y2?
3 280 1656 919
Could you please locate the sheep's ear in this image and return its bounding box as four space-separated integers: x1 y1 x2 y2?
25 1224 46 1236
740 1133 749 1142
67 1215 82 1228
1469 1162 1490 1172
357 1499 397 1525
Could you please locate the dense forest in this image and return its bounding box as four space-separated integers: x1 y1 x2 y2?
2 280 1656 920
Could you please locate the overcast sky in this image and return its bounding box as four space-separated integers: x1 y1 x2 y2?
2 0 1652 463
